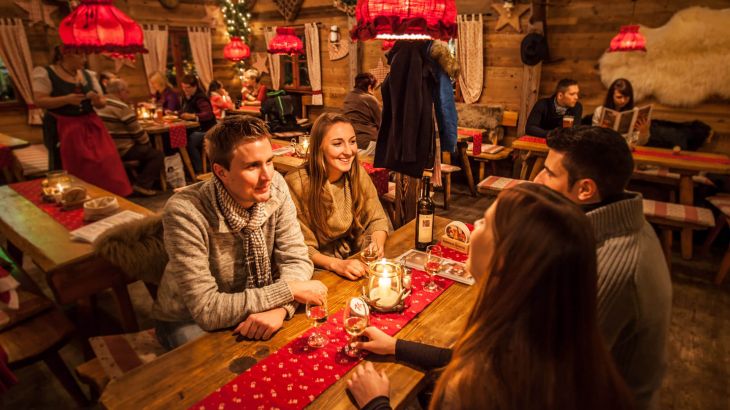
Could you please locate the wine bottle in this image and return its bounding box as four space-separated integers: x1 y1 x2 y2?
415 176 435 251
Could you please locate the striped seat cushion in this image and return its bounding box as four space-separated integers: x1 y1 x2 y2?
642 199 715 228
89 328 165 381
633 166 715 187
707 194 730 218
272 131 306 138
439 163 461 173
477 176 528 195
12 144 49 176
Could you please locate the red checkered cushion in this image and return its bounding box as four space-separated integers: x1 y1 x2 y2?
633 166 715 187
477 176 528 195
12 144 48 176
707 194 730 218
642 199 714 228
89 329 165 381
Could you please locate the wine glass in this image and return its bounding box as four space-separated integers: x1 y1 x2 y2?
305 290 328 348
360 234 380 265
343 296 370 358
423 245 443 293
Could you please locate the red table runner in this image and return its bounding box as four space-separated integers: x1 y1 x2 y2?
193 247 466 410
517 136 546 145
9 179 85 231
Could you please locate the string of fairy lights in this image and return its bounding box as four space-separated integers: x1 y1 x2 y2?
219 0 252 78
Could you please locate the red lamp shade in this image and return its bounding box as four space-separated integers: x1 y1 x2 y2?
267 27 304 55
224 37 251 62
351 0 457 41
59 0 147 59
381 39 395 50
609 25 647 52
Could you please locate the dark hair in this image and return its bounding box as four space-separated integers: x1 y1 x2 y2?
432 183 635 410
181 74 204 93
354 72 377 92
546 125 634 198
52 46 64 64
555 78 579 95
208 79 223 97
604 78 635 111
204 115 270 170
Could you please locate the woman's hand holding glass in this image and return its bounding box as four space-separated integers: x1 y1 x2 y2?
330 258 368 280
355 326 396 356
305 289 329 348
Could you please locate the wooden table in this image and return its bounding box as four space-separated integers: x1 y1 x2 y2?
511 135 730 258
0 132 30 182
448 127 513 196
101 216 478 409
0 178 155 332
140 119 199 190
227 106 262 117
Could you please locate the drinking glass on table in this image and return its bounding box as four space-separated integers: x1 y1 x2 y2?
562 115 574 128
423 245 443 293
343 296 370 358
360 234 380 266
305 289 329 348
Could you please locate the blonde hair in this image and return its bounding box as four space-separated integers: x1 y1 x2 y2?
243 69 260 82
148 71 172 89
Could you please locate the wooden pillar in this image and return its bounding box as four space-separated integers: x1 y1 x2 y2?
347 16 360 89
517 20 543 137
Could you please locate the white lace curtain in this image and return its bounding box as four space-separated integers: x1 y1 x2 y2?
187 26 214 90
264 27 281 90
304 23 323 105
457 14 484 104
141 24 168 93
0 18 41 124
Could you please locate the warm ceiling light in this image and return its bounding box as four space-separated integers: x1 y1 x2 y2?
224 36 251 62
267 27 304 55
350 0 458 41
608 25 647 52
58 0 147 59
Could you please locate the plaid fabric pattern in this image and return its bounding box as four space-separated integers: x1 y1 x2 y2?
707 194 730 218
477 176 529 195
12 144 48 176
634 166 715 187
213 177 273 288
642 199 714 228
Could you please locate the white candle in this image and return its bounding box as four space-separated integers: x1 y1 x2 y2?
370 275 399 307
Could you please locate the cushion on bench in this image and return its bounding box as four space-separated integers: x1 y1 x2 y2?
477 176 529 195
633 166 715 187
642 199 715 228
89 328 165 381
13 144 48 176
707 194 730 218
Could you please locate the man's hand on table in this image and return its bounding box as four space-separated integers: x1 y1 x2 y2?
179 112 196 121
287 280 328 305
234 308 287 340
347 361 390 408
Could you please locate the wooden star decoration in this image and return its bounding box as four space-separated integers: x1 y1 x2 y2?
252 53 269 74
203 4 220 28
369 58 390 87
492 3 530 33
15 0 58 27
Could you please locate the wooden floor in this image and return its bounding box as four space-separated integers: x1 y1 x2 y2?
1 182 728 410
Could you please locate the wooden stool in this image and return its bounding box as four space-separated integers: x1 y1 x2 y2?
701 194 730 285
643 199 715 270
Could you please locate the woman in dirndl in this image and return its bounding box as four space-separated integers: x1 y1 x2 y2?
32 46 131 196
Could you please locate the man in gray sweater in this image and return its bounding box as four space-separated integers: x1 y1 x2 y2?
535 126 671 410
152 116 326 350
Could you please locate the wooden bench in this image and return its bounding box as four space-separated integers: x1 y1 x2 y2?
633 166 715 202
642 199 715 270
701 194 730 284
476 175 529 196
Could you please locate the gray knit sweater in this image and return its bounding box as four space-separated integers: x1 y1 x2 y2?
587 192 672 410
151 172 314 331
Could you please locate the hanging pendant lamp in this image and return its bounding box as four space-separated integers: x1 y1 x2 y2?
224 36 251 62
608 25 646 52
59 0 147 59
350 0 458 41
267 27 304 55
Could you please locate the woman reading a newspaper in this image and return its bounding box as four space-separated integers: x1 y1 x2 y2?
592 78 651 145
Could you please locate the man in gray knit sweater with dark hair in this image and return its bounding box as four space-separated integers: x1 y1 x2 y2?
152 116 326 350
535 126 671 410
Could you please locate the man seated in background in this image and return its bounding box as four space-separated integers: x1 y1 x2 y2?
534 125 671 410
151 115 326 350
96 78 163 196
526 78 583 137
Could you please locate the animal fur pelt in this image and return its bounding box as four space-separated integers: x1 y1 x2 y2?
93 214 168 285
430 40 460 78
599 7 730 107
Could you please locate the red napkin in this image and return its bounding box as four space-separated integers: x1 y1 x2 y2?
169 124 188 149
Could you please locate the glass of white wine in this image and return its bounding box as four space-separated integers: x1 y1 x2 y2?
360 234 380 266
424 245 443 293
305 290 328 348
343 296 370 358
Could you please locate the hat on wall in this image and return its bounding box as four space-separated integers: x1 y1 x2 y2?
521 32 548 66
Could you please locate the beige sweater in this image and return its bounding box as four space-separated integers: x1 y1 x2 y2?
151 173 313 331
285 166 390 259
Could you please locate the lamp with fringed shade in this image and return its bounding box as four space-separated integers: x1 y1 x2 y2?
224 36 251 62
59 0 147 59
350 0 458 41
608 25 647 52
267 27 304 55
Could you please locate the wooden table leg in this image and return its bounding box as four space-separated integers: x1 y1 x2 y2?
112 280 139 333
43 349 90 406
519 151 532 180
458 143 476 196
178 148 197 182
679 174 694 260
153 134 168 192
529 156 545 181
478 160 487 182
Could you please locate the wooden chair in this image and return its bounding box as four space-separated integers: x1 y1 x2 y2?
701 194 730 284
424 163 461 210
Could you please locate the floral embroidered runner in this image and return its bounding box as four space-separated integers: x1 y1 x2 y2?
10 179 85 231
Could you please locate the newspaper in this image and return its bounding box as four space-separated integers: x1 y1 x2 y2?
598 104 653 136
69 210 144 243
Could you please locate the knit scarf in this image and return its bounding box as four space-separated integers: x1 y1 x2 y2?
213 177 272 288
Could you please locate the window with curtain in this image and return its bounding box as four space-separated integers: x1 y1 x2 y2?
280 27 311 91
0 57 18 103
166 29 197 87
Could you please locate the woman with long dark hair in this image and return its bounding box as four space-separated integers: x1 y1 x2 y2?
208 79 234 119
32 46 131 196
347 184 635 410
342 72 381 156
179 74 216 173
285 113 390 280
593 78 649 143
